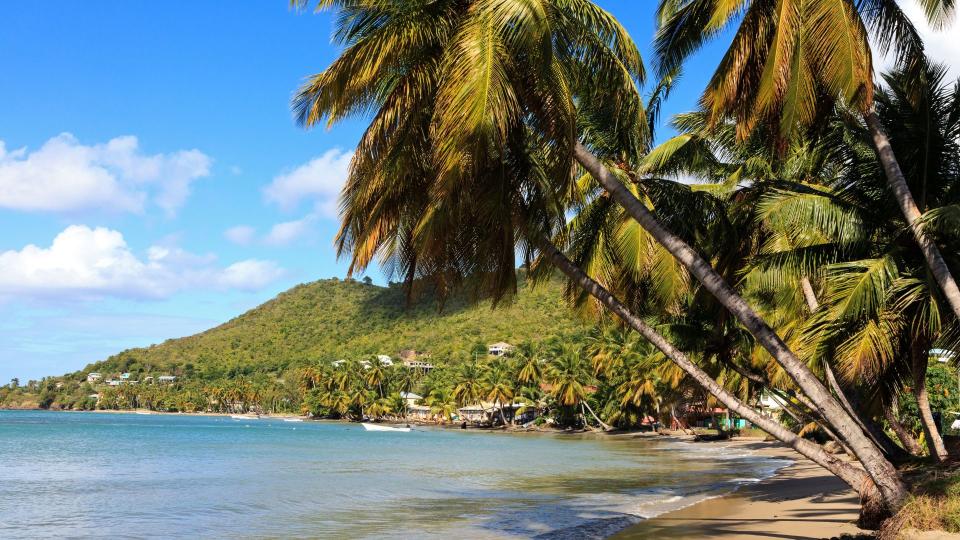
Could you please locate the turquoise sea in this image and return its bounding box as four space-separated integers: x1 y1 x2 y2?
0 411 790 539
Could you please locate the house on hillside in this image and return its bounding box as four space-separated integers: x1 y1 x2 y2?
87 373 102 383
376 355 394 366
158 375 176 384
402 359 435 371
488 342 514 357
399 349 430 361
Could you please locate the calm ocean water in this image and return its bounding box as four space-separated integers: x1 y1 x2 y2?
0 411 790 539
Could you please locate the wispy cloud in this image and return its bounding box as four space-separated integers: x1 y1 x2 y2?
263 149 352 216
224 225 257 246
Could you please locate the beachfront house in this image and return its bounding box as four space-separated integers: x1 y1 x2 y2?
758 392 784 414
398 392 433 420
458 401 532 425
158 375 176 384
87 373 102 383
106 379 121 387
488 342 514 357
400 392 422 409
931 348 957 364
407 404 433 420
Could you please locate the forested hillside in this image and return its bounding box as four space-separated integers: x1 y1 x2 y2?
71 275 588 380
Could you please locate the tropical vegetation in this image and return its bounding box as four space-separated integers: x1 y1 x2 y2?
289 0 959 530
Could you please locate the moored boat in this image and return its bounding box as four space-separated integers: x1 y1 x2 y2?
361 423 411 432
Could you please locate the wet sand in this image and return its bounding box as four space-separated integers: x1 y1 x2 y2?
611 440 869 540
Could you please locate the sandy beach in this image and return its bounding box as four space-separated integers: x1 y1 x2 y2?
612 439 869 540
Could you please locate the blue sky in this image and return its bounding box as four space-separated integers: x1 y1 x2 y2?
1 1 955 383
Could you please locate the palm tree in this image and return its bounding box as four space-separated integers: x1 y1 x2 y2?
483 360 515 426
425 387 458 423
293 0 904 513
364 355 388 398
749 61 960 462
654 0 960 324
452 360 485 407
513 343 544 386
547 345 611 430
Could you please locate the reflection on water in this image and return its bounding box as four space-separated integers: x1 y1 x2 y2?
0 411 789 539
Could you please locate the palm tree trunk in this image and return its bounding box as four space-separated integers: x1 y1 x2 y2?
539 239 888 508
911 343 948 462
800 278 907 461
884 394 922 457
800 277 820 313
573 143 906 509
582 399 612 431
864 110 960 321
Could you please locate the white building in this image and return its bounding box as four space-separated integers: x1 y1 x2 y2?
376 355 394 366
402 359 434 371
158 375 176 384
931 348 957 364
488 342 515 357
87 373 102 383
400 392 422 408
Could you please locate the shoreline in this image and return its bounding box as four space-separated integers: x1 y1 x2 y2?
2 410 870 539
611 440 869 540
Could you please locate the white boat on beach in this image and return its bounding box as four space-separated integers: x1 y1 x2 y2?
282 418 304 423
362 423 411 432
231 414 259 420
135 410 153 415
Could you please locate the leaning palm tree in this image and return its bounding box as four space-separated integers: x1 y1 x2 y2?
292 0 905 514
655 0 960 324
750 60 960 461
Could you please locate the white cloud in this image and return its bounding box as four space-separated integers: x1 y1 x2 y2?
220 260 286 291
0 225 284 300
224 225 256 246
877 1 960 78
225 215 318 248
0 133 211 216
263 149 352 216
264 216 316 246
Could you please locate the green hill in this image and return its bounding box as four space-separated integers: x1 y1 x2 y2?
73 275 590 381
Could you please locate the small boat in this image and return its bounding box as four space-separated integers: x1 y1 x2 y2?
135 410 153 415
231 414 259 420
362 423 411 432
282 418 304 423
